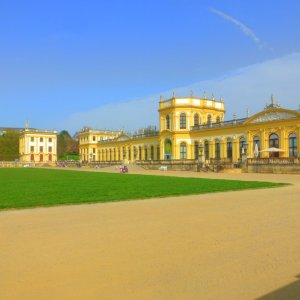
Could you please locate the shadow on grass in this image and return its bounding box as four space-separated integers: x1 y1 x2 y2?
256 274 300 300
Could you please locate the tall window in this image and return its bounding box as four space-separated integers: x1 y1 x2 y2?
128 147 131 161
194 114 199 126
216 116 221 123
39 146 43 153
194 141 199 160
166 115 170 130
269 133 279 158
93 136 96 141
239 137 246 158
30 146 34 153
49 138 52 143
139 146 142 160
48 146 52 153
253 136 260 158
180 113 186 129
157 146 160 160
215 140 220 160
40 137 43 142
145 147 148 160
227 139 232 159
134 147 137 159
180 142 187 159
289 133 297 158
123 147 126 159
49 154 52 162
204 140 209 160
207 115 212 124
31 137 34 142
150 145 154 160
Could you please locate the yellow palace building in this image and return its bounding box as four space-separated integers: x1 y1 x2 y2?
79 96 300 166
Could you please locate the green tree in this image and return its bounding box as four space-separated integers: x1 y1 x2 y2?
57 130 79 160
0 130 20 161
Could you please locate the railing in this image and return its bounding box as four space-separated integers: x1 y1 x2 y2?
136 159 196 165
247 158 299 165
191 118 248 131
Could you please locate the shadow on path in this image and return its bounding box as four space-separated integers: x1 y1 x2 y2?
256 275 300 300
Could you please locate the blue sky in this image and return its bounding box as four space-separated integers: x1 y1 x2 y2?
1 0 300 133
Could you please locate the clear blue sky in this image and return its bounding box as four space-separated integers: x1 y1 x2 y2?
1 0 300 132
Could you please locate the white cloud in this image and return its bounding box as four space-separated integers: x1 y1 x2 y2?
62 52 300 132
210 7 265 49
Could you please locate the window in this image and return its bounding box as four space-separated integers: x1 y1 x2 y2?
145 147 148 160
239 138 246 158
30 154 34 161
269 133 279 158
227 139 232 159
39 146 43 153
40 137 43 142
289 133 297 158
194 114 199 126
216 116 221 123
166 115 170 130
93 148 96 153
49 154 52 162
123 147 126 159
151 145 154 160
253 136 260 158
215 140 220 160
204 141 209 160
180 142 187 159
157 146 160 160
49 138 52 143
30 146 34 153
180 113 186 129
194 141 199 160
48 146 52 153
139 147 142 160
93 136 96 141
207 115 212 124
30 137 34 142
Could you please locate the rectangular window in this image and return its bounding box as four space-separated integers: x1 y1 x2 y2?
30 146 34 152
48 146 52 153
40 146 43 153
93 148 96 153
40 137 43 142
93 136 96 141
30 137 34 142
49 138 52 143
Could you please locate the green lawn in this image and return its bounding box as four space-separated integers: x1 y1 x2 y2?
0 168 286 210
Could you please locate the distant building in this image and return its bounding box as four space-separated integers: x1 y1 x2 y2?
19 128 57 163
78 128 121 162
80 96 300 163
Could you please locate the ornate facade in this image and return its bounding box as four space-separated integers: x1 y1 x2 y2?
80 96 300 163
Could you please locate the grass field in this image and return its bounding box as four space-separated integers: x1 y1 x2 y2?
0 168 286 210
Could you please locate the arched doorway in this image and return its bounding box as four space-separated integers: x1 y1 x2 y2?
164 139 172 160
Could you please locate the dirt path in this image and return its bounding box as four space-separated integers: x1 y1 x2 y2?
1 170 300 299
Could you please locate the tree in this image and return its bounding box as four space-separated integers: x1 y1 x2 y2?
0 130 20 161
57 130 79 159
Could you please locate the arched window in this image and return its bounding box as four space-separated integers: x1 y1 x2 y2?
215 140 220 160
216 116 221 123
204 140 209 160
157 146 160 160
269 133 279 158
122 146 126 160
166 115 170 130
145 147 148 160
194 141 199 160
194 113 199 126
164 139 172 160
180 113 186 129
289 133 297 158
133 147 137 159
139 146 142 160
207 115 212 124
239 137 246 158
253 136 260 158
128 147 131 161
227 139 232 159
150 145 154 160
180 142 187 159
